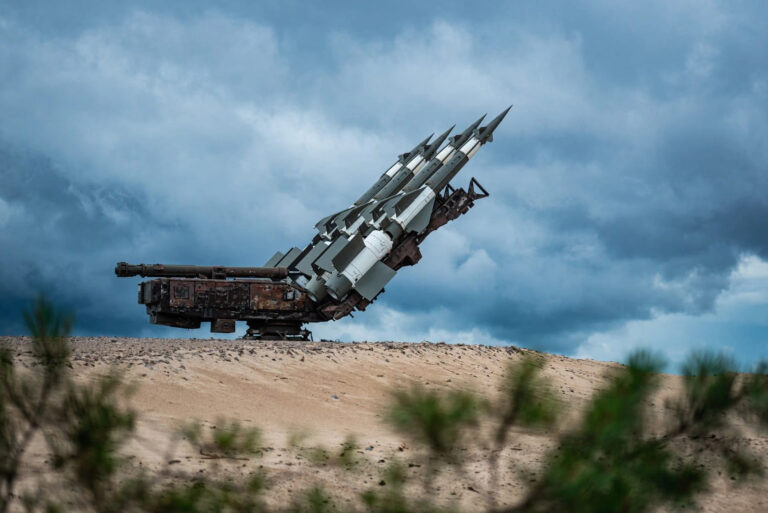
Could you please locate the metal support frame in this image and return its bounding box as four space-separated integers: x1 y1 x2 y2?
317 177 490 321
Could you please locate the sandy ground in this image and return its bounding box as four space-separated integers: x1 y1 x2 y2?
2 336 767 512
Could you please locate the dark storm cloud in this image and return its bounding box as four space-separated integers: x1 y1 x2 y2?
1 1 766 357
1 143 137 333
346 3 768 350
0 142 204 335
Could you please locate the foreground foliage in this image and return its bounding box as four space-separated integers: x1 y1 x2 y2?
1 297 767 512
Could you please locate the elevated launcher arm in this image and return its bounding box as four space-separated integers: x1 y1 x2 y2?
388 177 490 270
115 262 293 280
318 176 489 320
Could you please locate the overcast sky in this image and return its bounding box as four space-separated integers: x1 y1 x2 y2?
1 0 766 369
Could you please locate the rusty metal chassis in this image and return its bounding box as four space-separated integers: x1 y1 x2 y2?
141 277 323 331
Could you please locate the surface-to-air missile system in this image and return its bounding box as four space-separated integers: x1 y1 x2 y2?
116 108 510 340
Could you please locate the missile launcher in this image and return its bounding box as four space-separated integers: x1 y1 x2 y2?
116 108 510 340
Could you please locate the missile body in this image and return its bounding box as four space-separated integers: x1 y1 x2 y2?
402 114 486 193
338 121 475 239
424 136 479 193
322 126 454 244
359 114 490 237
321 108 510 301
353 134 432 206
372 126 453 200
354 163 402 206
324 230 393 299
285 132 442 282
317 131 450 242
427 107 511 192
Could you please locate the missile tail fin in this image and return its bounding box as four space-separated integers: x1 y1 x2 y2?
355 261 397 300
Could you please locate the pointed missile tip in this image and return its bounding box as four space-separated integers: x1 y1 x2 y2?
490 106 512 124
403 133 434 161
482 106 513 135
463 114 486 134
437 124 455 140
424 125 455 159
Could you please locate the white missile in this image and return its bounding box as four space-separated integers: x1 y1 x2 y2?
321 108 511 301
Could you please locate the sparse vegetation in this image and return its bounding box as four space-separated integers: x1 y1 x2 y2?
1 297 767 512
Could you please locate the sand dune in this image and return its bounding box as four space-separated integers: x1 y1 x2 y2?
2 336 767 511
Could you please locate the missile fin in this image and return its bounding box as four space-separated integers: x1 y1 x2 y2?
314 213 335 232
404 197 435 234
343 203 370 227
333 205 358 223
359 202 379 222
331 234 367 272
294 242 329 276
394 188 425 216
371 194 400 221
275 247 302 267
313 236 349 273
314 204 356 234
355 261 397 301
288 243 315 272
264 251 284 267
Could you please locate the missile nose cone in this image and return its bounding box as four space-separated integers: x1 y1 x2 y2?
439 125 456 140
399 133 433 162
423 124 454 159
491 105 512 126
469 113 487 131
478 105 512 143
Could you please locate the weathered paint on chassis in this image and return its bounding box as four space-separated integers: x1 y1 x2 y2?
140 278 324 332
